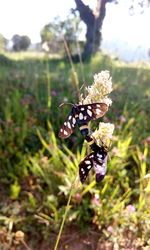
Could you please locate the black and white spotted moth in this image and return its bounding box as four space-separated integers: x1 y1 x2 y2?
79 143 108 183
58 102 108 183
58 103 108 139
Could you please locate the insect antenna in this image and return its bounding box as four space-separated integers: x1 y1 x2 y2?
59 102 74 108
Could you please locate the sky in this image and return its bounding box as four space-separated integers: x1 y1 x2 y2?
0 0 76 42
0 0 150 60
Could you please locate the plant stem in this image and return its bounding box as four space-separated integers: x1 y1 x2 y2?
54 176 77 250
45 54 51 108
62 36 80 101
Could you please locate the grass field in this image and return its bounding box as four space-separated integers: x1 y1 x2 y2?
0 51 150 249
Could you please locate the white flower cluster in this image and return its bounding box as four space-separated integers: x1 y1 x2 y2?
92 122 115 147
81 70 113 106
93 71 112 95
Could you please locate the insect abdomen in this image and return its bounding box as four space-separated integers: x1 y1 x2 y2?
79 124 89 138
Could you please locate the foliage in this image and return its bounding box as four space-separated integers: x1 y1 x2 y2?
41 16 82 54
0 51 150 249
0 33 7 52
12 34 31 51
0 54 12 66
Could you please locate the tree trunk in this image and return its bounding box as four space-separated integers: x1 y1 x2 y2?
74 0 109 59
84 24 101 58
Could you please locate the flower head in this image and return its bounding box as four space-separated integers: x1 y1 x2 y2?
126 204 136 213
119 116 126 122
107 226 113 232
92 197 100 206
92 194 100 206
51 90 57 96
92 122 115 147
81 70 113 106
93 71 113 95
15 230 24 242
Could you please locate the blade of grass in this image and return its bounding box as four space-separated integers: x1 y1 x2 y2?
54 174 78 250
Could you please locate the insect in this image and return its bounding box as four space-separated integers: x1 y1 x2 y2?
84 133 101 151
58 103 108 139
79 146 108 183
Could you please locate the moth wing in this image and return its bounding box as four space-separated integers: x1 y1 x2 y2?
58 113 76 139
93 151 108 182
77 103 108 123
79 152 94 183
91 103 108 120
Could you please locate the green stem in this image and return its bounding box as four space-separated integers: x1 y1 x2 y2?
45 54 51 108
54 176 77 250
62 36 80 101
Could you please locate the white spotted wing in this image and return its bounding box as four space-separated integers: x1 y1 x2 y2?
77 103 108 122
93 151 107 183
79 152 94 183
79 148 107 183
58 113 76 139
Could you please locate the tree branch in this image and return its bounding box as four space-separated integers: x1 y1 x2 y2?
74 0 95 25
96 0 109 27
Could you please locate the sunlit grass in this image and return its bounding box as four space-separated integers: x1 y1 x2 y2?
4 50 61 60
